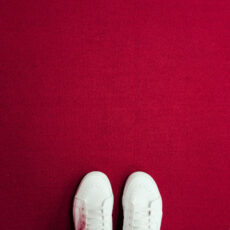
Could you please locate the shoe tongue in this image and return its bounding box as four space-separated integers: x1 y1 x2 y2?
102 196 113 214
133 201 151 210
149 197 162 213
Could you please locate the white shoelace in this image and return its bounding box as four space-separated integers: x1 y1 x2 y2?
82 207 110 230
126 206 158 230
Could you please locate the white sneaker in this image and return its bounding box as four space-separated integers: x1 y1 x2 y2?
73 171 114 230
122 172 163 230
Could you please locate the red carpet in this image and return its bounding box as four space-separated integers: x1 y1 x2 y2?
0 1 229 229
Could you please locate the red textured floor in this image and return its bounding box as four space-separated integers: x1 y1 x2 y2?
0 0 230 229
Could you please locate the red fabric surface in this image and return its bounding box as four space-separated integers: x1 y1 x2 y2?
0 0 230 229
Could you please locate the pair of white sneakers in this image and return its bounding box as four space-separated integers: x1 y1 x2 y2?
73 171 163 230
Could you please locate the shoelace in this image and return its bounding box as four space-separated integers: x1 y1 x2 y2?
126 206 158 230
82 207 110 230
